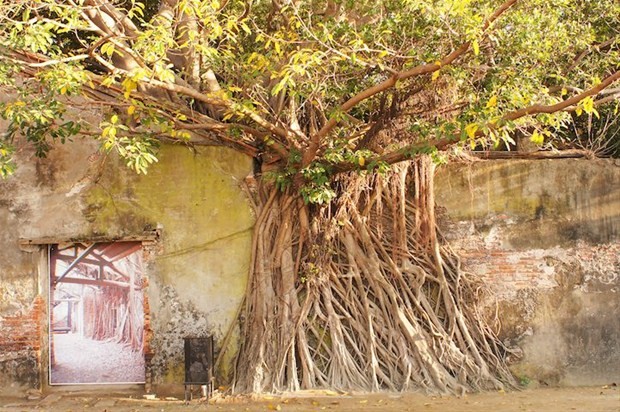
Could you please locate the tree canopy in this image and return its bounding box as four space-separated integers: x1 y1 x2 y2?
1 0 619 198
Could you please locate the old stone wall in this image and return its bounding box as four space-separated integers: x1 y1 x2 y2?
435 158 620 387
0 136 254 394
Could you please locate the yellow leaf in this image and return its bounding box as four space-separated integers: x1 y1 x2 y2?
110 114 118 124
575 106 583 116
60 86 67 95
127 105 136 115
472 40 480 56
213 23 223 37
122 78 137 99
431 70 440 82
358 156 365 166
267 404 281 411
486 95 497 108
561 88 568 97
465 123 478 139
530 130 544 146
581 96 595 115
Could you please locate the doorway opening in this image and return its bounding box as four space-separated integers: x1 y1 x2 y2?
49 242 145 385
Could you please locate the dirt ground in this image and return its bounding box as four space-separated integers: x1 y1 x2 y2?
0 386 618 412
51 333 144 384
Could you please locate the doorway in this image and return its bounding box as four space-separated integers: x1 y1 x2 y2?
49 242 145 384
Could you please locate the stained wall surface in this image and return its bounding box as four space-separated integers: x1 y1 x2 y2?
2 140 619 394
435 158 620 386
0 137 254 394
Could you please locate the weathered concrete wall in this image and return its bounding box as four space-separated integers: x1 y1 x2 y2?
0 137 254 394
2 135 618 394
435 158 620 387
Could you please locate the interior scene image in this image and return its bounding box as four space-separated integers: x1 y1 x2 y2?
49 242 145 385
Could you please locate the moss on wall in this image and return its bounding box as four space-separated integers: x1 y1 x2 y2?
435 159 620 248
82 145 254 386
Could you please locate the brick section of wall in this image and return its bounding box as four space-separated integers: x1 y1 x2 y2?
451 241 619 298
457 248 557 295
0 295 45 390
0 296 44 354
435 159 619 385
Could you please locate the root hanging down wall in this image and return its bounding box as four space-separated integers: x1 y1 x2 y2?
234 156 516 394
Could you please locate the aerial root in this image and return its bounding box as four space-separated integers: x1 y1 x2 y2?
234 156 515 394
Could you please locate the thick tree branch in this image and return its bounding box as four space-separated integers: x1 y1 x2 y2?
303 0 519 167
565 37 617 75
502 70 620 121
333 69 620 173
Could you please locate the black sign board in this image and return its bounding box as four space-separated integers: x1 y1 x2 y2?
184 336 214 385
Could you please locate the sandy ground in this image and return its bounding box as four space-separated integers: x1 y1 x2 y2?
0 386 618 412
51 333 145 384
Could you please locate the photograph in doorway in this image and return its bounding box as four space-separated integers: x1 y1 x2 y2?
49 242 145 384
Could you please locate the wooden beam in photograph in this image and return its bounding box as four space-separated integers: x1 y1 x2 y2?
53 276 132 289
97 242 142 262
54 243 98 285
54 255 130 281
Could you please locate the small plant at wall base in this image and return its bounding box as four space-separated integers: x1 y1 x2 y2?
1 0 619 394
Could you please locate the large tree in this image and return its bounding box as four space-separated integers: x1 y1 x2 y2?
1 0 619 394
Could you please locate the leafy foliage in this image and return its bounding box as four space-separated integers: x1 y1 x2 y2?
0 0 618 188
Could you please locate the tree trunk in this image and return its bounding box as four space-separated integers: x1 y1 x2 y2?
234 156 515 394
